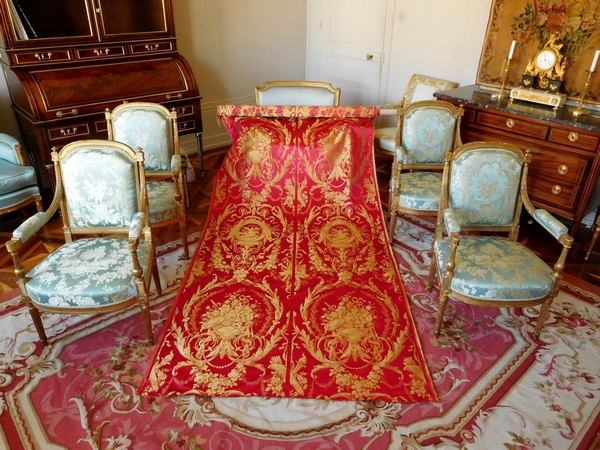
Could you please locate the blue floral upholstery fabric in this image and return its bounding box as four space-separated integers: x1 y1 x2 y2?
147 181 178 222
434 236 554 301
25 238 154 308
397 172 443 211
448 149 522 226
61 147 139 228
402 106 458 164
112 109 173 172
535 209 568 239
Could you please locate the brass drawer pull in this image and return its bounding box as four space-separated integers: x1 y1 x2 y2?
176 107 186 115
178 122 189 130
93 48 110 56
568 131 579 142
506 119 515 128
166 93 183 100
56 109 78 118
557 164 569 175
60 127 78 135
35 52 52 60
552 185 562 195
145 44 160 51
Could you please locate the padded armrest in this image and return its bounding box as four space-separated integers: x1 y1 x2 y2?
443 209 461 234
534 209 569 240
129 212 146 239
12 212 49 243
170 154 182 172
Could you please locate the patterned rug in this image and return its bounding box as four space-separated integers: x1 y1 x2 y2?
2 217 600 449
139 106 437 402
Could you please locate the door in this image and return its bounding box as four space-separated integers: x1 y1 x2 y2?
308 0 394 106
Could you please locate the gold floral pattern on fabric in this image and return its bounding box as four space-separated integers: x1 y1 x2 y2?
140 107 436 402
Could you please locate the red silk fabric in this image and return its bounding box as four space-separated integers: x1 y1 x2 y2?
140 106 437 402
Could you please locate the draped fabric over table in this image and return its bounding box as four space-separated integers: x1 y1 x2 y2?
139 105 437 402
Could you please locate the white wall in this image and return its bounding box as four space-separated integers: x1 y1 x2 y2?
173 1 308 152
383 0 492 104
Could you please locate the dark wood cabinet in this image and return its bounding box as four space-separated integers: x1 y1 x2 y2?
435 85 600 237
0 0 202 187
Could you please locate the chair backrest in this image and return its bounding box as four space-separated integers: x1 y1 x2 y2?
55 140 147 230
0 133 23 166
105 102 179 173
399 100 463 165
444 142 528 228
255 81 341 106
403 74 458 107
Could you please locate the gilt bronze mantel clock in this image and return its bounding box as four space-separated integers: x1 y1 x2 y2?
510 33 568 108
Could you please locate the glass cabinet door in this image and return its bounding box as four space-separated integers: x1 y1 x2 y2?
97 0 171 38
6 0 94 43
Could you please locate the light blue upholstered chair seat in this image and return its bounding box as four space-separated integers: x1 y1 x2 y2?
147 181 178 222
397 171 443 211
0 133 43 215
25 238 154 308
427 142 574 338
6 140 160 345
106 102 190 260
434 236 554 301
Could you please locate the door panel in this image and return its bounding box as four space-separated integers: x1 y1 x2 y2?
316 0 391 106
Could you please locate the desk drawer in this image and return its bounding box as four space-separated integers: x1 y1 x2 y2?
47 123 90 142
477 112 548 139
528 150 588 185
76 46 126 60
14 49 71 65
177 119 196 134
527 176 578 213
549 128 598 152
129 41 174 55
173 104 195 118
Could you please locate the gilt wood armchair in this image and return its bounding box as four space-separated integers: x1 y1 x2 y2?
255 80 341 106
0 133 43 216
106 102 190 260
6 140 160 345
387 100 463 236
427 142 574 338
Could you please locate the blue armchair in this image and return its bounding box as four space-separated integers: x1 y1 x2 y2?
0 133 43 216
387 100 463 236
427 142 574 338
6 140 160 344
105 102 190 260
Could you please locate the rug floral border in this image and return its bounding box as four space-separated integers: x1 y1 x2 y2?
477 0 600 104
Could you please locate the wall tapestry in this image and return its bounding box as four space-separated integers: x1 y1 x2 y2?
477 0 600 104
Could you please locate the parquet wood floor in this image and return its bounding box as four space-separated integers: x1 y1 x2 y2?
1 147 599 297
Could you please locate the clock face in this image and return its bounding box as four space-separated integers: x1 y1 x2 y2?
536 49 557 71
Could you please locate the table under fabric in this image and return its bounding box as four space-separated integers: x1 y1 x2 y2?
139 105 437 402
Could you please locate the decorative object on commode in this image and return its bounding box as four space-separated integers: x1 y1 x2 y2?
477 1 600 106
510 33 568 109
495 40 516 99
572 50 600 117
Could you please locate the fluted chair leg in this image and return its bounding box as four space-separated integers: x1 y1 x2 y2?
435 294 449 337
534 295 556 338
152 254 162 296
22 297 48 345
